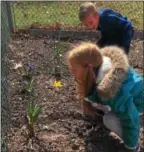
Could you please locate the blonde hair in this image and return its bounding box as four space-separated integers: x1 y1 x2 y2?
66 42 100 113
79 2 96 21
66 42 102 70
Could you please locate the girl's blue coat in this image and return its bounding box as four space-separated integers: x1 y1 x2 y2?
88 67 144 148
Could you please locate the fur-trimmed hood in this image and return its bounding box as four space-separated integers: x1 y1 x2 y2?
96 46 129 100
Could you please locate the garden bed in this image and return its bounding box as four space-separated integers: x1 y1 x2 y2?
7 37 143 152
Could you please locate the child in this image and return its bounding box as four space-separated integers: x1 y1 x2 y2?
79 2 134 54
66 42 143 152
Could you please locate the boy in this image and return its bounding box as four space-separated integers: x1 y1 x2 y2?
79 2 134 54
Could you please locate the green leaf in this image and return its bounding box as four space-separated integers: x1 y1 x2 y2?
27 79 34 92
31 105 42 123
28 100 35 120
28 102 31 117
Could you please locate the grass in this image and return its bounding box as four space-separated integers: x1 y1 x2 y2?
12 1 143 30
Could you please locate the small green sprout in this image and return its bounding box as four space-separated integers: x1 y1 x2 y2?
26 78 34 93
22 78 35 96
27 100 42 138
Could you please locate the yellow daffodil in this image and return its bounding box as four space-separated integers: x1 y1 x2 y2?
53 80 63 88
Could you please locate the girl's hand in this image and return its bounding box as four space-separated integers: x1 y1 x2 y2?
82 99 96 116
83 107 96 117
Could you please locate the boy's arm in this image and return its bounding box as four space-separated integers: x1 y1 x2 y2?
121 29 134 54
97 46 129 100
97 37 106 48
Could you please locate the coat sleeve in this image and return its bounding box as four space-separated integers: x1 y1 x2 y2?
110 95 140 149
121 28 134 54
97 46 129 100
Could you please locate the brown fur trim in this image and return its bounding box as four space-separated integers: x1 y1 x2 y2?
97 46 129 100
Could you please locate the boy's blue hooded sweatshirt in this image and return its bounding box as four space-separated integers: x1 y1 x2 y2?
97 9 134 53
87 47 144 149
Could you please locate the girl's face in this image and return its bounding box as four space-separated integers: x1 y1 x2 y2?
69 62 87 80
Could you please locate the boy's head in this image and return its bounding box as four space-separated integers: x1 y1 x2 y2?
66 42 102 79
79 2 99 29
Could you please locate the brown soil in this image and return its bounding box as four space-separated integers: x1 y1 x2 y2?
7 37 143 152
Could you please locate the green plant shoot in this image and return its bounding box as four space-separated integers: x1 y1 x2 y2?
27 100 42 137
27 79 34 93
23 78 35 95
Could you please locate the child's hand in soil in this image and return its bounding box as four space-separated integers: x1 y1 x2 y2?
82 104 96 117
82 102 104 117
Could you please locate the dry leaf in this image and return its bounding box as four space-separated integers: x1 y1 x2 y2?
14 62 22 69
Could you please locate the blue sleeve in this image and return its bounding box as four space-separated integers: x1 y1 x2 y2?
101 9 130 30
121 28 133 52
101 9 133 35
111 95 140 148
